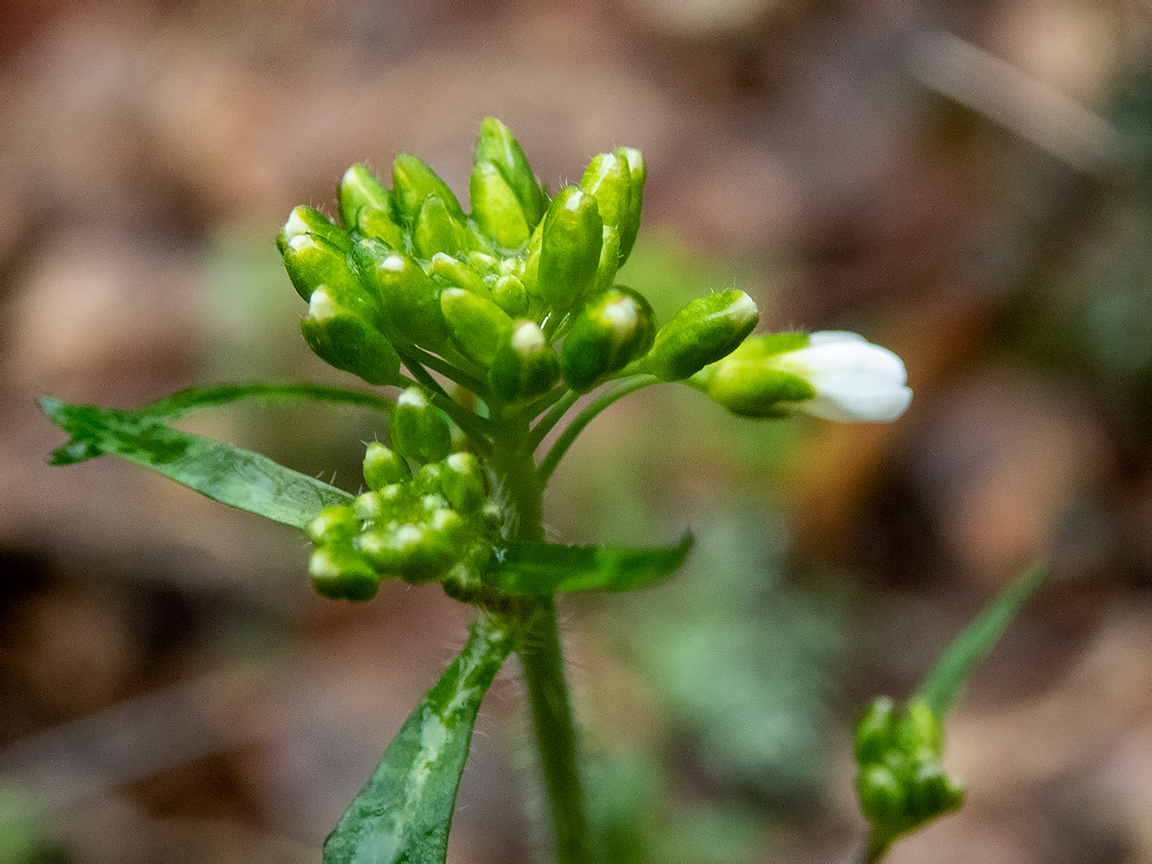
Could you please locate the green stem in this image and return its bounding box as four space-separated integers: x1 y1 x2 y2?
537 376 658 485
517 598 591 864
526 389 579 453
493 441 591 864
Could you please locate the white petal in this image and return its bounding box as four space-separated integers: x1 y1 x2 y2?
776 337 911 422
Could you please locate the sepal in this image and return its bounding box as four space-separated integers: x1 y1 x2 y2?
645 289 759 381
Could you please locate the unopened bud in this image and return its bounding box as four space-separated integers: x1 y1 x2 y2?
537 187 603 311
441 451 485 513
414 195 470 259
307 505 361 546
490 274 529 318
429 253 489 297
301 288 402 386
362 442 412 491
353 239 449 351
488 320 561 403
339 165 392 229
390 387 453 464
470 161 532 248
309 544 380 601
561 286 656 392
615 147 646 264
474 117 548 229
440 287 515 368
392 153 465 224
280 231 361 303
645 290 759 381
579 151 632 235
279 206 353 254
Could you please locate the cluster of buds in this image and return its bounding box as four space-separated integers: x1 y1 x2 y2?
854 697 965 842
305 387 495 601
276 117 774 405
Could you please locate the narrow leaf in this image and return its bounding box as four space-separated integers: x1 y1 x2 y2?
137 382 395 422
323 615 514 864
916 561 1046 717
41 397 352 529
490 534 693 596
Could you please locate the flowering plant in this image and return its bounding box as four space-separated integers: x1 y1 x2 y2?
41 118 1039 863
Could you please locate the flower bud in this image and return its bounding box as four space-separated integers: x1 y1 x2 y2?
537 187 603 312
279 206 353 254
280 231 361 303
490 274 529 318
429 253 489 298
339 165 392 228
488 320 561 403
353 238 450 351
857 764 908 830
357 523 452 584
855 696 897 767
645 290 759 381
561 286 656 392
440 287 515 368
309 543 380 601
896 699 943 761
470 161 532 248
392 153 465 224
590 226 621 299
390 386 453 464
696 331 912 423
414 462 445 496
300 288 403 386
414 195 470 259
307 505 361 546
362 442 412 491
615 147 646 264
473 117 548 229
353 487 404 523
906 763 964 825
441 451 485 513
579 151 632 235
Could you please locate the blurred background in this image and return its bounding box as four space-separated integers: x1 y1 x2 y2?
3 0 1152 861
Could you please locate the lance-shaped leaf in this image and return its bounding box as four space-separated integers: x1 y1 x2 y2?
489 534 693 596
137 383 396 423
41 398 352 530
323 614 514 864
915 561 1047 717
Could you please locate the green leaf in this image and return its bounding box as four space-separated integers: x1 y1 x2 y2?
490 534 693 596
137 382 395 422
915 561 1046 717
323 615 514 864
40 397 352 529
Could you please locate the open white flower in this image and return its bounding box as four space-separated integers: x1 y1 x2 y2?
773 331 912 422
693 330 912 423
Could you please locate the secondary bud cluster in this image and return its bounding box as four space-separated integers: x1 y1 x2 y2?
276 117 770 403
305 422 496 602
854 697 964 841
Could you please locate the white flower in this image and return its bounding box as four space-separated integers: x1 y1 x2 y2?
773 331 912 422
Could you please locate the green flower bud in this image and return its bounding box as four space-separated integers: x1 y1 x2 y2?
854 696 897 767
490 274 529 318
280 231 361 303
579 151 632 234
392 153 465 223
428 508 467 544
357 523 452 584
440 287 515 368
590 226 621 298
906 763 964 825
362 442 412 491
561 286 656 392
645 289 759 381
896 699 943 761
301 288 403 386
473 117 548 229
488 320 561 403
441 451 485 513
414 195 470 259
615 147 646 264
857 765 908 830
470 161 531 248
390 386 452 464
353 487 404 524
338 164 391 229
279 206 353 254
429 252 489 297
688 332 813 418
309 544 380 601
414 462 445 496
353 238 449 350
537 187 603 312
307 505 361 546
